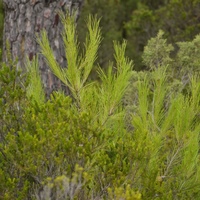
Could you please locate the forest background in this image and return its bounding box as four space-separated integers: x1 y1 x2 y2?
1 0 200 70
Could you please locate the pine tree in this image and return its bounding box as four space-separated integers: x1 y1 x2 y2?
2 0 84 96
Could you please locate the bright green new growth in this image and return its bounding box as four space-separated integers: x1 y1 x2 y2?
26 56 45 104
37 14 102 99
37 13 132 126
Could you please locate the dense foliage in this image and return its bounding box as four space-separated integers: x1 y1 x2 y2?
1 13 200 199
78 0 200 70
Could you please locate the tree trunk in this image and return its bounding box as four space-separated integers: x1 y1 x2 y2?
3 0 83 97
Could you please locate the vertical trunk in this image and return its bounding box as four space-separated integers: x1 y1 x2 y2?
3 0 83 96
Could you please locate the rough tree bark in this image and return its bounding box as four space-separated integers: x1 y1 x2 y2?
3 0 84 96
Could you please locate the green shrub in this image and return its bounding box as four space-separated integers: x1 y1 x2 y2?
124 31 200 199
0 14 136 199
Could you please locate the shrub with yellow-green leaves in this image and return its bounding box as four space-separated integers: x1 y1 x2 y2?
0 14 137 199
